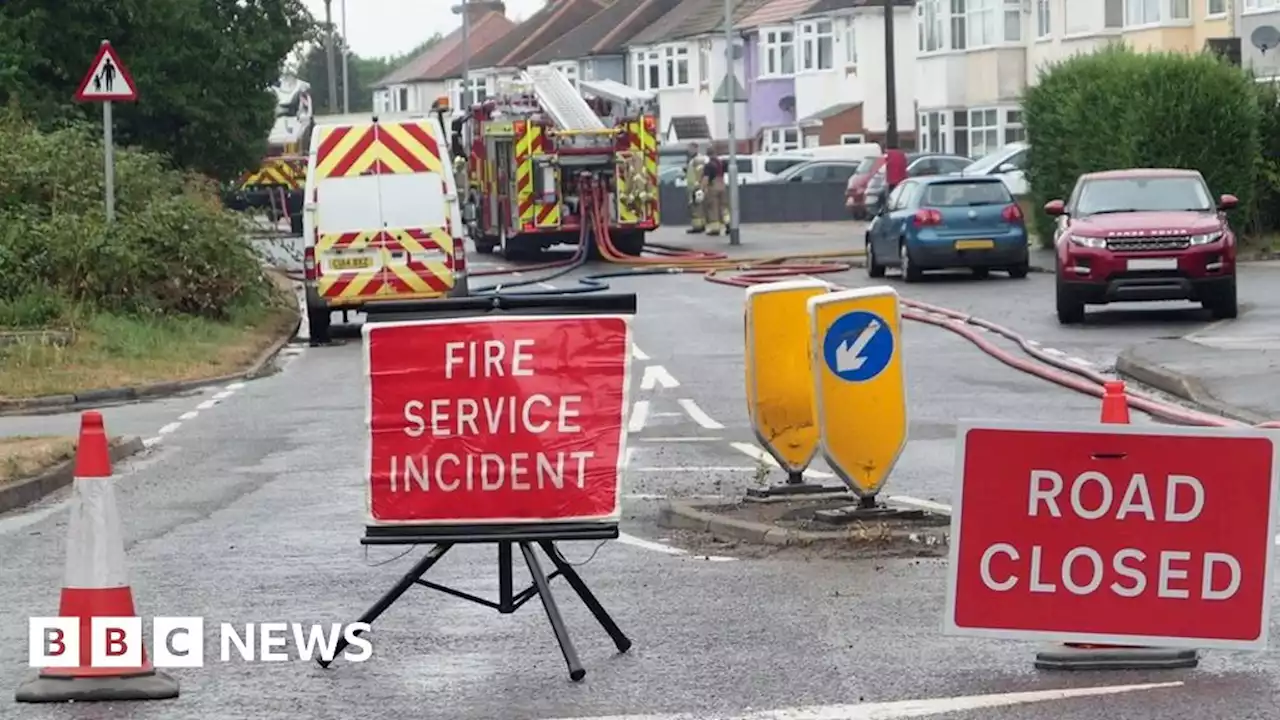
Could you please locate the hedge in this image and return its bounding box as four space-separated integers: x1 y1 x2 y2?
1022 44 1262 245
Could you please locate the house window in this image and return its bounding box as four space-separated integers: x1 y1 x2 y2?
952 109 969 157
919 111 949 153
798 19 834 71
920 0 944 52
764 127 801 151
1036 0 1050 36
761 28 796 76
1004 109 1025 143
698 40 710 83
554 63 578 87
397 87 409 111
844 21 857 65
1245 0 1280 9
1104 0 1124 26
804 134 821 148
1208 0 1225 13
1170 0 1190 17
665 45 690 87
635 50 662 90
583 62 595 81
840 133 866 144
1004 0 1021 41
1126 0 1160 25
950 0 967 50
968 108 1000 158
967 0 1004 48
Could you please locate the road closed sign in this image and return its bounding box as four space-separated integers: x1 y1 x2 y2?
946 421 1280 651
363 314 630 525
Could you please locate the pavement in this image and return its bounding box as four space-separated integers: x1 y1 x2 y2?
2 225 1280 718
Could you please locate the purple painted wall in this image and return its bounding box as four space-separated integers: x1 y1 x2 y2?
743 32 795 142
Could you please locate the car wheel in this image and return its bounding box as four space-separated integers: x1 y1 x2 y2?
1056 278 1085 325
900 240 922 283
972 267 990 279
1008 262 1029 279
866 236 885 278
1205 277 1239 320
305 286 332 346
475 238 499 254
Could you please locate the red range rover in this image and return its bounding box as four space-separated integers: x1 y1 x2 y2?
1046 168 1239 324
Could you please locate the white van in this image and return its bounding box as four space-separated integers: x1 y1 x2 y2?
302 112 468 345
797 143 882 162
668 153 811 186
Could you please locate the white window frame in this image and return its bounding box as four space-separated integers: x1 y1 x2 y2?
764 127 802 151
552 62 578 87
967 0 1018 48
1003 0 1021 41
1003 108 1025 144
967 107 1001 159
797 18 834 72
844 20 857 66
698 39 710 83
633 49 664 91
1170 0 1190 18
1207 0 1226 14
919 111 950 153
1125 0 1162 26
1104 0 1124 27
1036 0 1051 37
950 0 967 50
839 133 866 144
663 44 691 88
919 0 944 53
760 27 796 77
1244 0 1280 11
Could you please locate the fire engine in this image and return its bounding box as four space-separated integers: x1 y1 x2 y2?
224 75 313 235
451 67 660 257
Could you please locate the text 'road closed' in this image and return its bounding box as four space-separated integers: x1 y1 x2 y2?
947 424 1279 650
365 316 630 525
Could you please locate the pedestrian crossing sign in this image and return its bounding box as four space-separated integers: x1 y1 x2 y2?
74 40 138 102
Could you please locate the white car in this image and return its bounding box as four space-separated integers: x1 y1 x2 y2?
960 142 1029 196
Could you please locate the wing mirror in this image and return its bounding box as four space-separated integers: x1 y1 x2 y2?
997 162 1018 173
1044 199 1066 216
1218 193 1238 211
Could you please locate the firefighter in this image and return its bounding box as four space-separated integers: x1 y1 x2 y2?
685 143 706 233
702 152 729 236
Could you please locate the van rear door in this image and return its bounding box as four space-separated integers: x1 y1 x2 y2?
311 121 456 306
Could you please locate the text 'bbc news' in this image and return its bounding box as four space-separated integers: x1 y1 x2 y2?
29 618 372 668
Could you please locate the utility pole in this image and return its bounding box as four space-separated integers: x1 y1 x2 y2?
453 1 472 108
341 0 350 113
882 0 899 149
724 0 740 245
324 0 339 113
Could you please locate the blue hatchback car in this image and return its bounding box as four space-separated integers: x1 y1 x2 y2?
864 175 1030 282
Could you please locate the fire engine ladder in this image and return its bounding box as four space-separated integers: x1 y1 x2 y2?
522 66 606 131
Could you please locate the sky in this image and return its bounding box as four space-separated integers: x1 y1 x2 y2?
300 0 549 59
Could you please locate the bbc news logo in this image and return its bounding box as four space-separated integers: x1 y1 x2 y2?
29 617 373 668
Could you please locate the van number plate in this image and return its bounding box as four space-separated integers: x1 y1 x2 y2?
330 256 373 271
1127 257 1178 271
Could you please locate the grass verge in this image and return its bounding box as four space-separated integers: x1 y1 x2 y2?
0 436 77 485
0 274 297 400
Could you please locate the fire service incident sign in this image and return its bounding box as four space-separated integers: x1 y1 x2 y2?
363 315 630 525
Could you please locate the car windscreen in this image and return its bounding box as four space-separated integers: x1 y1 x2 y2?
921 180 1012 206
1075 176 1213 215
963 145 1021 175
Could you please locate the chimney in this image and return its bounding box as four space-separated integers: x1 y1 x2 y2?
464 1 506 24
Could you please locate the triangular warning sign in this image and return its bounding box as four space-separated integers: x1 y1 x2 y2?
74 41 138 102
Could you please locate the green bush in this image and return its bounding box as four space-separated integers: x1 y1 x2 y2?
0 112 267 324
1022 44 1261 245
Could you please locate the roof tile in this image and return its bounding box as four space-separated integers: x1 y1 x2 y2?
738 0 821 29
523 0 644 65
628 0 773 46
460 0 607 71
374 12 516 87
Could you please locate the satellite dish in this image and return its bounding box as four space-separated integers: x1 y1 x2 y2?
779 95 795 113
1252 25 1280 54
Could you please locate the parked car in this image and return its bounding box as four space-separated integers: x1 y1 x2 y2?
770 159 862 184
797 142 882 162
863 153 973 214
1046 168 1238 324
864 175 1030 282
661 153 811 186
844 156 882 220
960 142 1029 196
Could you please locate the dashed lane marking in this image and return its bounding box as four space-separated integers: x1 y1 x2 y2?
628 401 650 433
729 442 835 479
629 466 755 472
638 436 721 442
639 365 679 390
144 380 248 447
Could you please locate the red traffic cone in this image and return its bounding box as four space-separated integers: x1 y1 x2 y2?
1035 382 1198 670
15 411 179 703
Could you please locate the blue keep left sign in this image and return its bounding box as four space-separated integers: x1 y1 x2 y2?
822 310 895 383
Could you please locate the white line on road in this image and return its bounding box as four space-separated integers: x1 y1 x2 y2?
538 681 1184 720
638 436 721 442
628 401 650 433
886 495 952 515
157 422 182 435
196 399 219 410
616 532 736 562
629 466 756 472
640 365 679 390
211 390 233 401
729 442 834 478
143 437 162 448
226 382 245 390
678 398 725 429
179 411 199 421
631 345 649 360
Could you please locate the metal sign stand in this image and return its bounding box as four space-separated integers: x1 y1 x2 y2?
321 293 638 682
73 40 139 224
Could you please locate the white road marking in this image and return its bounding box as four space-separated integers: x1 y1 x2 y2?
1184 318 1232 341
143 437 162 448
226 382 245 390
150 380 245 444
628 401 650 433
623 446 635 468
211 390 233 401
196 399 219 410
539 681 1184 720
179 411 199 421
640 365 679 390
157 422 182 435
616 532 736 562
632 345 650 360
639 436 721 442
630 466 756 472
623 493 724 501
886 495 952 515
729 442 834 478
678 398 725 429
